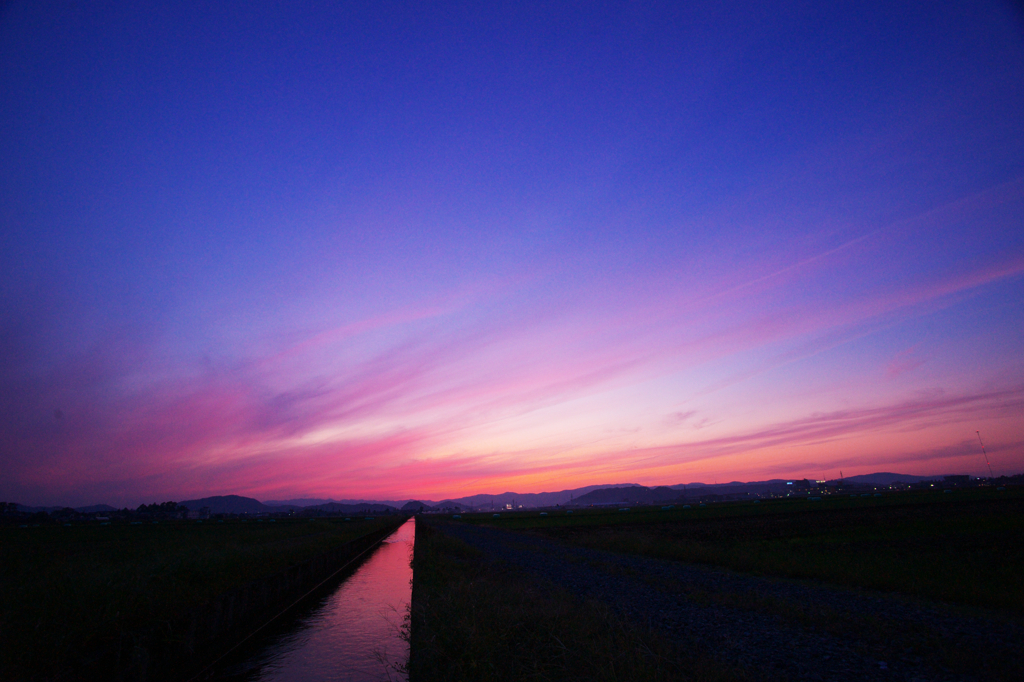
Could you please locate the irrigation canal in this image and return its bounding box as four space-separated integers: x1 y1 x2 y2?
209 517 415 682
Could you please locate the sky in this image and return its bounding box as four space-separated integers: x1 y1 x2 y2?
2 1 1023 507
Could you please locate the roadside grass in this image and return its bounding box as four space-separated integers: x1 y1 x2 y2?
0 516 404 680
408 520 747 682
465 489 1024 613
632 569 1023 681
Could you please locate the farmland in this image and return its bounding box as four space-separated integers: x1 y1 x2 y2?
410 488 1024 681
0 515 405 681
408 520 735 682
454 487 1024 612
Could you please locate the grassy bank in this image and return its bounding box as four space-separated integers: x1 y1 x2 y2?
408 519 743 682
0 515 405 680
459 488 1024 613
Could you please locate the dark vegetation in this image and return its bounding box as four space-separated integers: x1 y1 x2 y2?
136 501 188 515
459 487 1024 613
413 488 1024 681
0 516 404 681
409 520 744 682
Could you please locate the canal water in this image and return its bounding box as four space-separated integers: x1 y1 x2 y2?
212 517 415 682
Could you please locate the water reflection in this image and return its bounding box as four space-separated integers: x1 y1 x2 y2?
216 517 414 682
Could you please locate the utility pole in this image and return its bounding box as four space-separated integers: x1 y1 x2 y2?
977 431 994 478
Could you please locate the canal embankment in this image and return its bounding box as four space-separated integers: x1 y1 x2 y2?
208 517 415 682
0 515 407 682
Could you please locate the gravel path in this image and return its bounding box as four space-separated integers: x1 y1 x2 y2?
435 521 1023 682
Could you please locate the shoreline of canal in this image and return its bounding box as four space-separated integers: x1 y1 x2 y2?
205 516 416 682
119 516 408 682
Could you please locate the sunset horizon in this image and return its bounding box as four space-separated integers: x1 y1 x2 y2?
3 1 1022 511
11 456 1021 511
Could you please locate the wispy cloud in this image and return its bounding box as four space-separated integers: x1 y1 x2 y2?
887 345 926 378
3 175 1022 506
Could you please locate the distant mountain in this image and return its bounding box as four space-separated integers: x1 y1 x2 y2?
15 472 978 514
836 472 938 485
573 486 682 506
307 502 397 513
75 504 117 513
330 499 427 507
262 481 774 511
264 498 338 507
438 483 638 509
179 495 276 514
15 503 125 513
257 476 942 512
673 480 792 497
669 480 785 490
573 480 831 505
265 498 428 508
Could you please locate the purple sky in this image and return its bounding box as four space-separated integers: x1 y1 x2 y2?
2 1 1023 507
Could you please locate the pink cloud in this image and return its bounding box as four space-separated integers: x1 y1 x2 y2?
887 345 926 378
3 178 1022 507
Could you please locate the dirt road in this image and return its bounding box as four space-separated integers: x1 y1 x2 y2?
436 521 1022 681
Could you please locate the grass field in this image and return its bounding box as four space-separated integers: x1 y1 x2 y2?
0 515 405 680
451 488 1024 613
409 520 743 682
